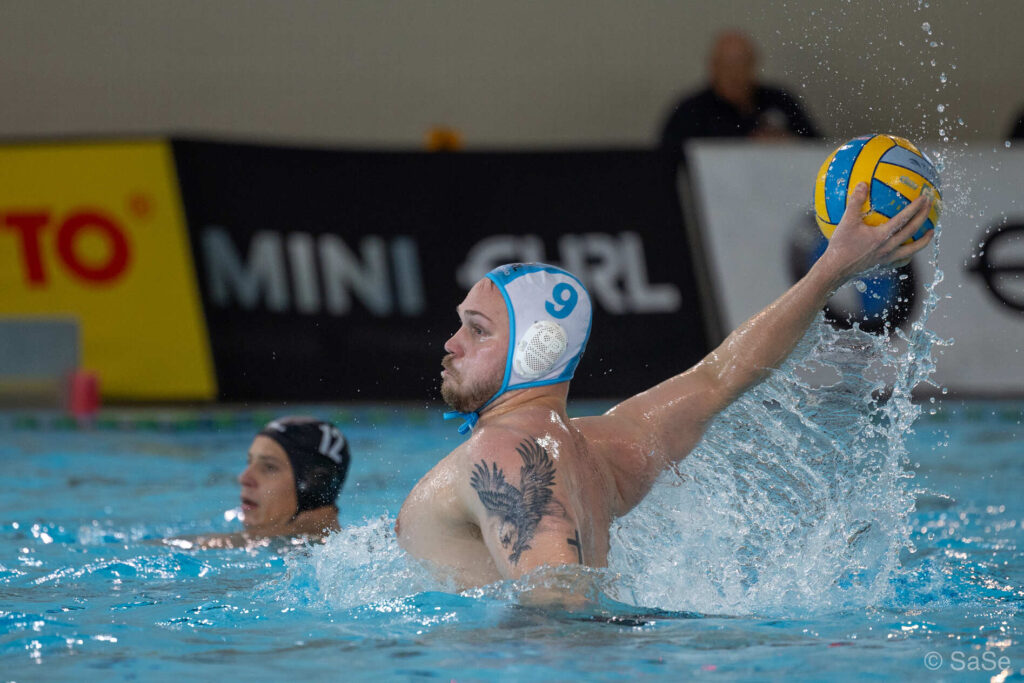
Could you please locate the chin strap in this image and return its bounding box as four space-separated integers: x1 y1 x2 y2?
443 410 479 435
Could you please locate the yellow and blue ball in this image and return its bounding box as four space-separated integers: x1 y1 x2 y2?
814 134 942 241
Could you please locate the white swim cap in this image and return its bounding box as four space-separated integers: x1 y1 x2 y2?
444 262 593 434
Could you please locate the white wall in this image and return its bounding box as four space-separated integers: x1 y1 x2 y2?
2 1 1022 147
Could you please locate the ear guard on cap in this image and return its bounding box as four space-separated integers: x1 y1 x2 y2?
513 320 568 380
444 263 592 435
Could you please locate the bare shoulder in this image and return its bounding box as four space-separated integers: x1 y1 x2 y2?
400 430 532 529
570 412 662 514
457 425 561 502
459 423 541 466
460 423 583 574
570 376 719 513
458 422 575 521
398 439 475 533
460 422 527 455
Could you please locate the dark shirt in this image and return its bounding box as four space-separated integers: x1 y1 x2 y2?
1009 110 1024 139
660 84 819 167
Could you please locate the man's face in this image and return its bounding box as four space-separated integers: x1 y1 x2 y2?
440 278 509 413
710 33 757 107
238 436 298 529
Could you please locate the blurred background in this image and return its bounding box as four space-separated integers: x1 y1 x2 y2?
2 1 1020 145
1 0 1022 410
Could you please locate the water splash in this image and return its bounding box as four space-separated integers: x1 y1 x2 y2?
267 229 954 619
273 243 953 618
608 240 951 617
271 514 445 610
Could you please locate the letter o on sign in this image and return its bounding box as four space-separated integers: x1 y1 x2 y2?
56 211 130 282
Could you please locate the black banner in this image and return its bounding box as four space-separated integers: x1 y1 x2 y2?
172 139 711 401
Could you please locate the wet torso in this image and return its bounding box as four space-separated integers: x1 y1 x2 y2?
396 411 624 589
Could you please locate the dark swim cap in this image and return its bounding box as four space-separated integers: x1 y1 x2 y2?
257 417 351 514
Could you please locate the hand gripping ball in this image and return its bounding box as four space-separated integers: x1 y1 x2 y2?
814 134 942 241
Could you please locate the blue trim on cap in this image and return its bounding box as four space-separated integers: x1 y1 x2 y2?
445 263 592 436
488 264 592 389
563 293 592 380
486 262 557 286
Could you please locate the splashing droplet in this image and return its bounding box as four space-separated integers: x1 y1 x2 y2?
937 104 945 113
921 21 932 34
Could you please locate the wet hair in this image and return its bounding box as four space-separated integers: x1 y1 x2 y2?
257 416 351 514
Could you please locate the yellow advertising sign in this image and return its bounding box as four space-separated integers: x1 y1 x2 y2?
0 140 216 400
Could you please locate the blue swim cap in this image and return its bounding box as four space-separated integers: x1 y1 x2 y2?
445 263 593 434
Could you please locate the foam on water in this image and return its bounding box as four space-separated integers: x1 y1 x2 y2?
274 515 445 610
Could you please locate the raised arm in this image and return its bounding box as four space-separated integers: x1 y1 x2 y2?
694 184 933 410
600 183 934 502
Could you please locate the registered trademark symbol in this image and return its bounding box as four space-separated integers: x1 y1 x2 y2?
128 193 153 219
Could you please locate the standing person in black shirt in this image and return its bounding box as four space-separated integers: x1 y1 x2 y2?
660 30 819 169
1008 107 1024 140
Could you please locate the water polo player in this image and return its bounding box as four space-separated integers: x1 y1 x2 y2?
238 416 350 536
396 186 934 592
168 416 350 549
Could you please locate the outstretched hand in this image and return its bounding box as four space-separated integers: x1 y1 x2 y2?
818 181 934 285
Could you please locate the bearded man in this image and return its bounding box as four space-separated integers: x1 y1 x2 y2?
397 184 933 590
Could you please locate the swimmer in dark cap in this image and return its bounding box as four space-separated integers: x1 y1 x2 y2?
168 416 350 549
239 416 350 537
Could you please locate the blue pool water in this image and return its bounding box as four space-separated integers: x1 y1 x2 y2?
1 394 1021 681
